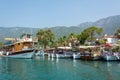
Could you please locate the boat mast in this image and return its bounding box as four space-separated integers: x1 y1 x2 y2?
31 28 34 49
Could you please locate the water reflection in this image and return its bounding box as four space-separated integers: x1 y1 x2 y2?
0 58 33 80
106 61 120 80
0 57 120 80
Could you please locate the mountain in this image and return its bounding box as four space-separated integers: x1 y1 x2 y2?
0 15 120 42
51 15 120 37
0 27 39 41
77 15 120 34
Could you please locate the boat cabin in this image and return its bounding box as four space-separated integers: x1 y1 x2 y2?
3 33 38 52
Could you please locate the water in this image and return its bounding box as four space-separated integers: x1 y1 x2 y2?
0 56 120 80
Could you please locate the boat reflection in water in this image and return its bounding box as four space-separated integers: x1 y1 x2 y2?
0 57 120 80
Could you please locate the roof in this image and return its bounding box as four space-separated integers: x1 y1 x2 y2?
57 47 72 49
4 38 15 41
78 46 96 48
102 36 117 38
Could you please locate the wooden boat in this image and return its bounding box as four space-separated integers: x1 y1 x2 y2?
74 46 99 60
80 51 92 60
80 47 102 61
2 33 38 59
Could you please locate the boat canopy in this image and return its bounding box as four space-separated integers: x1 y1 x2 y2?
57 47 72 49
20 33 32 39
78 46 96 49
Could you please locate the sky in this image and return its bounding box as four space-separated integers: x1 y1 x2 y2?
0 0 120 28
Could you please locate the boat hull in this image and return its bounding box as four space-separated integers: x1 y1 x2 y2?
73 53 81 59
81 54 92 60
3 49 35 59
92 56 102 60
56 54 72 59
35 50 44 56
102 55 118 61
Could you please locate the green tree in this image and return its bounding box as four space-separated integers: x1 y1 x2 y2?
114 28 120 39
86 26 103 42
36 29 55 49
57 36 68 47
68 33 77 47
79 31 89 44
0 42 3 49
78 26 103 45
99 39 107 44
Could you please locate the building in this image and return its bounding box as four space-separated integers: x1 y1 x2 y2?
102 34 117 44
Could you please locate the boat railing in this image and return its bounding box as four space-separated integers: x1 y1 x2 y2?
18 38 33 42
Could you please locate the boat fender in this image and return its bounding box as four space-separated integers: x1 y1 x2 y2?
6 52 9 55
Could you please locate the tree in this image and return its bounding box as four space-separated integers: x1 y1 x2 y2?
99 39 107 44
78 26 103 45
114 28 120 39
36 29 55 49
68 33 78 47
79 31 89 45
0 42 3 49
57 36 68 47
85 26 103 42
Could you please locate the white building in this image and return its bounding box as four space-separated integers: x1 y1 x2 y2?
102 34 117 44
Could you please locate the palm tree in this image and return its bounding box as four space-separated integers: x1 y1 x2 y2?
57 36 68 47
68 33 77 47
36 29 55 49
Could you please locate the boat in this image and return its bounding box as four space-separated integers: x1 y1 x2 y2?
2 33 38 59
102 52 119 61
3 49 36 59
46 48 56 58
80 51 92 60
72 50 81 59
91 49 102 60
56 51 73 59
48 53 56 58
101 45 120 61
47 47 73 59
73 53 81 59
80 46 102 61
35 49 44 56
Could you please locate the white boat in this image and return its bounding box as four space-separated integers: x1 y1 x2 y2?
50 53 56 58
35 50 44 56
56 52 73 59
73 53 81 59
2 33 38 59
102 55 118 61
47 51 56 58
3 49 36 59
56 47 73 59
102 52 119 61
